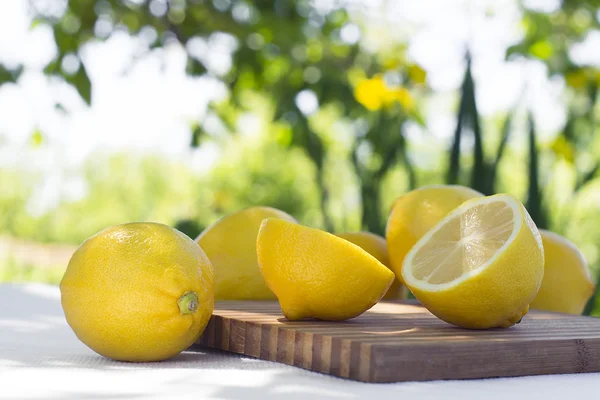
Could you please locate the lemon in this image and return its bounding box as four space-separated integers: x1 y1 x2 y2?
336 232 406 300
61 223 214 362
257 219 395 321
386 185 483 282
530 230 595 315
196 207 296 300
401 194 544 329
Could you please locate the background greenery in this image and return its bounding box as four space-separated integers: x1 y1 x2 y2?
2 0 600 314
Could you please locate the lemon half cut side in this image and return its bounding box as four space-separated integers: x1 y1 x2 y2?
401 194 545 329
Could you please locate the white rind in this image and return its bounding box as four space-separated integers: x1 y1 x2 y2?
401 194 524 292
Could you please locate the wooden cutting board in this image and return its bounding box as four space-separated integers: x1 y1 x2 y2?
195 301 600 383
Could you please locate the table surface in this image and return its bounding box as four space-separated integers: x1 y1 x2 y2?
2 284 600 400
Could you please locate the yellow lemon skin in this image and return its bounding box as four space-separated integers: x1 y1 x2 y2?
196 207 296 300
386 185 483 282
257 219 395 321
60 223 214 362
402 195 545 329
530 230 595 315
336 232 406 300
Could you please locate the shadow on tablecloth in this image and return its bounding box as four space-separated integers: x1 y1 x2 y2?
0 284 384 399
0 284 289 370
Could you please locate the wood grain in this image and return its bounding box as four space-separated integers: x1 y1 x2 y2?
195 301 600 382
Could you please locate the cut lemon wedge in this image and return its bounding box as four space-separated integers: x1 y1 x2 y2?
401 194 544 329
257 219 394 321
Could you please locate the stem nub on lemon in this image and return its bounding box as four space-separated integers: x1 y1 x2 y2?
196 207 296 300
257 219 395 321
530 230 595 315
386 185 483 283
336 232 406 300
60 223 214 362
401 194 544 329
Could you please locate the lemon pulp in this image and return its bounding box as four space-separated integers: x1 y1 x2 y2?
410 201 515 287
402 194 544 329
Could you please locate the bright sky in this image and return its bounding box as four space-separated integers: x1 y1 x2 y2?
0 0 598 214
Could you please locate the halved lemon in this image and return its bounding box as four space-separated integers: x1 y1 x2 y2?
401 194 545 329
336 231 406 300
257 219 394 321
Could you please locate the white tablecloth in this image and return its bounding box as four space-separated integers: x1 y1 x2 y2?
1 283 600 399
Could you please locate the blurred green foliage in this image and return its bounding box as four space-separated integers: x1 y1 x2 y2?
0 140 321 245
2 1 600 314
0 258 64 285
19 0 427 235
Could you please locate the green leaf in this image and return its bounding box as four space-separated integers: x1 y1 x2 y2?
399 124 417 190
53 26 79 54
489 113 512 193
292 116 324 170
447 56 488 193
562 110 575 141
410 110 426 127
186 57 208 76
505 43 528 60
525 113 548 229
292 116 331 231
372 117 402 180
65 64 92 105
447 57 471 185
585 81 598 127
575 162 599 192
190 124 204 148
44 58 61 75
0 65 23 85
122 12 141 33
173 219 203 240
466 63 487 194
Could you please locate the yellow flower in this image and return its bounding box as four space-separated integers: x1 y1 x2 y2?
354 76 386 110
353 75 415 112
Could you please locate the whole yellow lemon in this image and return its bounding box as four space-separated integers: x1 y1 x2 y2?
196 206 296 300
257 218 394 321
336 231 406 300
530 230 595 315
61 222 214 362
386 185 483 282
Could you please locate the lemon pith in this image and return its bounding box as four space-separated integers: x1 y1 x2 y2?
401 194 544 329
